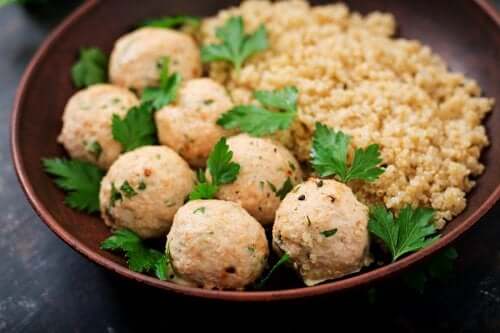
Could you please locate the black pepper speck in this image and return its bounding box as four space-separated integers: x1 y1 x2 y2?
298 194 305 201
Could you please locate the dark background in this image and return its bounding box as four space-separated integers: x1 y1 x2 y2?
1 1 499 332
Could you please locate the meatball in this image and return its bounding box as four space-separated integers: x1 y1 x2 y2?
213 134 303 225
168 200 268 290
58 84 139 169
272 178 369 286
155 78 233 167
109 28 202 92
99 146 195 239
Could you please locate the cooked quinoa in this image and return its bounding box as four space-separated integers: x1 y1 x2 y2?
200 0 494 227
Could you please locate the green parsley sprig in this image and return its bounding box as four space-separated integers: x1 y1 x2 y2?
112 103 157 152
368 205 440 262
141 57 182 112
311 123 384 183
189 138 240 200
201 16 268 72
141 15 201 29
101 229 169 280
43 158 104 213
71 47 108 88
217 86 298 137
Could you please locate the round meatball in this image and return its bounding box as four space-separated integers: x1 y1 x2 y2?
213 134 303 225
109 28 202 92
168 200 269 290
155 78 233 167
272 178 369 286
99 146 195 239
58 84 139 169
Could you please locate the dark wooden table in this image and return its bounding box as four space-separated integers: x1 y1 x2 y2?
1 1 499 332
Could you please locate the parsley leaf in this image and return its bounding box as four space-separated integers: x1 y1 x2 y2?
112 104 156 152
189 138 240 200
101 229 168 280
201 16 268 71
254 86 298 113
141 57 182 111
141 15 201 29
207 137 240 186
255 253 290 289
217 86 298 136
368 205 440 261
189 182 219 200
43 158 104 213
311 123 384 182
71 47 108 88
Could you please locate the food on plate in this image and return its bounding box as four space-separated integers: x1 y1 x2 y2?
213 134 302 225
167 200 268 290
202 0 494 227
109 27 202 92
99 146 195 239
43 0 494 291
273 178 370 286
57 84 139 169
155 78 233 167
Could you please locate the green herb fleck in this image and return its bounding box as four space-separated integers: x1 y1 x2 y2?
138 181 147 191
268 177 294 200
255 253 290 289
320 228 338 238
120 181 137 198
306 216 312 226
164 200 177 207
110 182 123 208
193 207 206 214
85 140 102 160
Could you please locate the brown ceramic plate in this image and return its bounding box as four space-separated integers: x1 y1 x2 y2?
11 0 500 301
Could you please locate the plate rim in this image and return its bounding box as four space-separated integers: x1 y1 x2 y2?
10 0 500 301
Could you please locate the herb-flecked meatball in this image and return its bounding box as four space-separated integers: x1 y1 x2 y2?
109 28 202 92
99 146 195 239
272 178 370 286
58 84 139 169
213 134 303 225
168 200 269 290
155 78 233 168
